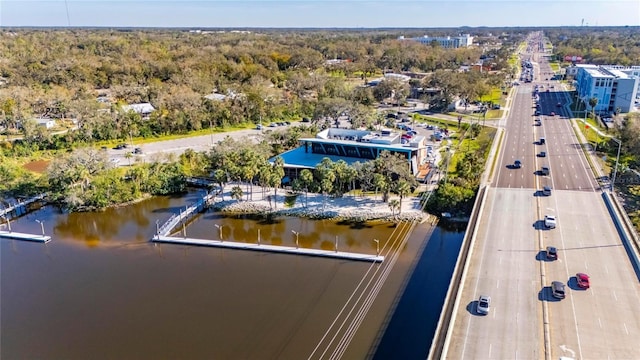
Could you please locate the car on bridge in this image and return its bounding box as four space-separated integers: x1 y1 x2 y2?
546 246 558 260
552 281 566 299
576 273 590 289
538 151 546 157
544 214 557 229
540 166 550 175
477 295 491 315
513 160 522 169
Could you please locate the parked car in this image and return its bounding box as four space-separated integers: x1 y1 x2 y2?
544 214 557 229
477 295 491 315
576 273 590 289
551 281 566 299
550 111 556 116
134 147 143 154
538 151 546 157
546 246 558 260
556 102 562 107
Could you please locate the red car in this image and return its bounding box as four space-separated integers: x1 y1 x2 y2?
576 273 590 289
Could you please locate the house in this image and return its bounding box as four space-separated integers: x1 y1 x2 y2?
35 118 56 129
122 103 155 117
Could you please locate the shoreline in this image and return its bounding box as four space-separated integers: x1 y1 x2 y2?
208 191 427 222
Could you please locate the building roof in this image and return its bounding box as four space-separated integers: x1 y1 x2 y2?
204 93 228 101
35 118 55 125
122 102 155 114
271 146 368 169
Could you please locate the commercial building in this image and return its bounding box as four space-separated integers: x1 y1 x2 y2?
272 128 429 181
574 64 639 113
398 34 473 48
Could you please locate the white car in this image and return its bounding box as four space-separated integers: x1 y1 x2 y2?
477 295 491 315
544 215 557 229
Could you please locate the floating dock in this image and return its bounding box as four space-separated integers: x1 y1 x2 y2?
0 230 51 243
152 235 384 263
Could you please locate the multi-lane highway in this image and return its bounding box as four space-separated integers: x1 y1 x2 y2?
444 33 640 360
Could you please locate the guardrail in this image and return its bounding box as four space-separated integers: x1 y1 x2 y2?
427 185 488 360
603 192 640 280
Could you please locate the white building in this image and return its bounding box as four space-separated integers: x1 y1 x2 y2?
575 64 639 114
122 102 155 117
35 118 56 129
398 34 473 48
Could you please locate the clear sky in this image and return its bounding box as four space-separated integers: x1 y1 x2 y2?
1 0 639 28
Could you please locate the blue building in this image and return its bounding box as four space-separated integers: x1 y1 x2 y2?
272 128 429 182
574 64 639 114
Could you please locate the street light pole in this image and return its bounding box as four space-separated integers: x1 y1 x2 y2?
155 219 160 239
611 137 622 193
292 230 299 249
215 224 223 241
1 215 10 232
373 239 380 256
35 219 44 236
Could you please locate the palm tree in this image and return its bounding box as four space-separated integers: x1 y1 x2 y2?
388 199 400 217
393 180 412 215
589 97 598 121
230 186 243 201
124 151 133 167
299 169 314 207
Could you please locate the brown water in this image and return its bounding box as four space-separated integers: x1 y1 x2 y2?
1 191 432 359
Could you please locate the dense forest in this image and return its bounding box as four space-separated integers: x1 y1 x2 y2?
0 29 521 154
545 26 640 65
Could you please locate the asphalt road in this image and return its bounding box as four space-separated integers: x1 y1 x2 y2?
445 34 640 360
105 125 284 165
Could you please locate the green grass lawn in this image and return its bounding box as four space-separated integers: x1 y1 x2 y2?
480 88 503 105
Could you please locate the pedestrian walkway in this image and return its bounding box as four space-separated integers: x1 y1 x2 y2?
152 235 384 262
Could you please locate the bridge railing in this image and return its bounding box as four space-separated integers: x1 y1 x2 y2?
428 185 488 360
0 194 47 220
155 192 215 238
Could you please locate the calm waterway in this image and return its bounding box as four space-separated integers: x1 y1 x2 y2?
1 191 463 359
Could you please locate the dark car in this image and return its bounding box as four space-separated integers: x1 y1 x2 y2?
556 102 562 107
540 166 550 176
576 273 590 289
538 151 546 157
301 117 310 122
546 246 558 260
513 160 522 169
114 143 127 150
134 147 143 154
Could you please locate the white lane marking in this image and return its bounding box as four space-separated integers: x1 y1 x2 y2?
624 323 629 335
599 318 602 328
605 265 609 274
613 290 618 301
489 343 492 358
584 261 588 270
496 279 500 289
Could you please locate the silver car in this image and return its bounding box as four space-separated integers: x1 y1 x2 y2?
477 295 491 315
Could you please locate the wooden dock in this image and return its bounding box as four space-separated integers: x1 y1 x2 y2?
0 230 51 243
152 235 384 263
